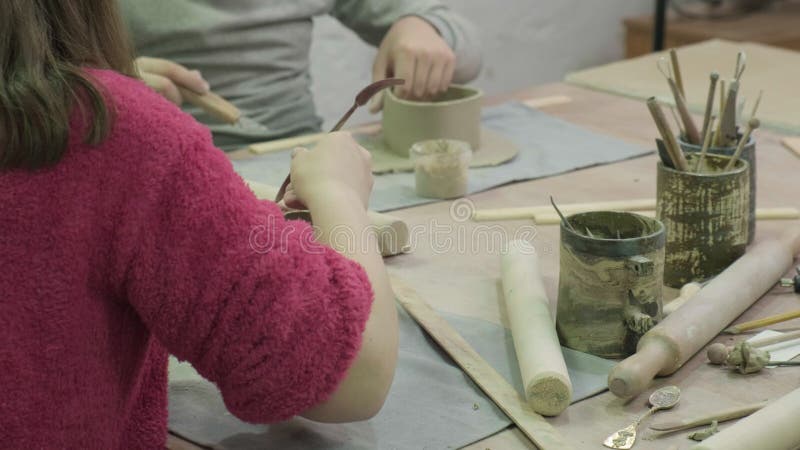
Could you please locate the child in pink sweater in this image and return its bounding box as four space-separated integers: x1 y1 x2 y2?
0 2 398 449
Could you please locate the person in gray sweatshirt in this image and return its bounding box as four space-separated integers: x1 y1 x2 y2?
122 0 482 150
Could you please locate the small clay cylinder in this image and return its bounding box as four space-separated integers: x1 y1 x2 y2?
411 139 472 199
382 86 482 157
657 154 750 288
679 134 756 243
556 211 665 358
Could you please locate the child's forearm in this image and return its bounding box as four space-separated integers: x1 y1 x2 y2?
300 188 399 422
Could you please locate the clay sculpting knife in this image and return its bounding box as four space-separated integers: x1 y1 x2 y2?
273 78 405 203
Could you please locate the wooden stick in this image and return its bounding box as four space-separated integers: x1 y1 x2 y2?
646 97 689 171
471 198 656 222
690 387 800 450
522 95 573 109
244 180 410 257
670 49 686 99
649 401 768 432
531 207 799 225
782 137 800 158
714 80 726 147
720 81 740 147
724 309 800 334
701 72 719 142
667 78 702 145
392 277 573 450
724 118 759 171
178 87 241 125
608 229 800 399
248 123 381 155
502 241 572 416
749 90 763 120
695 115 716 173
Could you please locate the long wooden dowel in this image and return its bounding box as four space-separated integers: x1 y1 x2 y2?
392 277 572 450
667 78 701 145
649 401 768 432
669 49 686 99
471 198 656 222
724 309 800 334
178 87 241 125
690 387 800 450
529 207 800 225
701 72 719 141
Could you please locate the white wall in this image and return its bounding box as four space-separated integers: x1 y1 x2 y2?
310 0 654 128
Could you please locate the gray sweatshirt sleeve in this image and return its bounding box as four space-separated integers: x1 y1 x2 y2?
331 0 483 83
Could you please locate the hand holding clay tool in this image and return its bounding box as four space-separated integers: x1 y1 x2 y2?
607 229 800 399
274 78 405 203
177 87 242 125
649 401 767 433
646 97 689 171
700 72 719 141
501 240 572 416
723 117 759 171
603 385 681 449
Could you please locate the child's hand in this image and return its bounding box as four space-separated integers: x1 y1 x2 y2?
135 56 209 105
284 132 374 210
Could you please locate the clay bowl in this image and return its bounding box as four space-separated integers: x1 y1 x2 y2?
382 85 482 157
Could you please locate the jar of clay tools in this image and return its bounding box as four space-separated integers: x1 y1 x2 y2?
411 139 472 199
556 211 665 358
679 134 756 243
657 154 750 288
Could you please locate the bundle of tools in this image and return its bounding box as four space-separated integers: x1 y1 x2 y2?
646 48 763 174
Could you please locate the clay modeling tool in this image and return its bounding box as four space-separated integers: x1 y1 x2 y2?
723 309 800 334
733 51 747 82
779 267 800 293
723 118 759 171
701 72 719 141
178 87 242 125
713 79 727 147
549 196 577 233
663 282 703 316
501 240 572 416
694 115 716 173
720 81 740 147
707 330 800 364
607 229 800 399
392 277 572 450
655 139 675 169
691 386 800 450
650 401 768 433
657 57 700 144
603 386 681 449
669 49 686 99
748 89 763 120
273 78 405 203
646 97 689 171
668 106 686 139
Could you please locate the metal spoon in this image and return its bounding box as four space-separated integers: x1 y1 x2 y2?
603 385 681 449
274 78 405 203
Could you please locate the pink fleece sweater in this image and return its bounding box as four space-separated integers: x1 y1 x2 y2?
0 69 374 449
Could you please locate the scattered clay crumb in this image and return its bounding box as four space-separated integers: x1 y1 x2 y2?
472 403 480 411
688 420 719 441
726 342 770 374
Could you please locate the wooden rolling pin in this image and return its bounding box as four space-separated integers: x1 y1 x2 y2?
245 180 410 257
472 199 656 222
690 387 800 450
178 87 241 125
608 229 800 399
662 282 702 316
501 240 572 416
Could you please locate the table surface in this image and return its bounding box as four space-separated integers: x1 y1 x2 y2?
170 82 800 450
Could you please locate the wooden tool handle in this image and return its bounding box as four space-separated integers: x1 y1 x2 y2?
178 87 241 124
392 277 572 450
649 401 767 432
690 387 800 450
662 282 702 316
609 229 800 399
668 78 701 145
725 309 800 334
472 198 656 222
646 97 689 171
501 240 572 416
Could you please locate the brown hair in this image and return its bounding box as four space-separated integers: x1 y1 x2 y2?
0 1 136 170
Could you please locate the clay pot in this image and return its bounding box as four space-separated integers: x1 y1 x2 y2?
382 85 482 157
